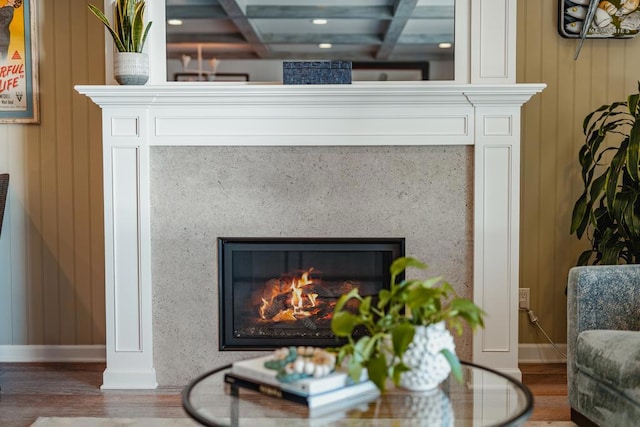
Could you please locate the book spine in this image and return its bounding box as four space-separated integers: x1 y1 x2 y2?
224 373 310 406
230 366 279 386
231 364 355 395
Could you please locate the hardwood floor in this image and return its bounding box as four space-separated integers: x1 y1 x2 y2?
521 363 572 423
0 362 570 426
0 363 185 427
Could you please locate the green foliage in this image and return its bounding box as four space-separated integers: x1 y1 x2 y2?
330 256 485 391
88 0 152 53
571 82 640 265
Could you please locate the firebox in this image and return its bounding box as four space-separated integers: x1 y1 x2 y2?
218 238 405 350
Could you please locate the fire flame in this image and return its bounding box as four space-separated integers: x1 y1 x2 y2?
258 269 320 322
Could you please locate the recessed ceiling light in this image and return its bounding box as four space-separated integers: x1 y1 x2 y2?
438 42 452 49
168 19 183 26
312 19 328 25
318 43 332 49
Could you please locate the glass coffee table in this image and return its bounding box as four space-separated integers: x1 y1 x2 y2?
183 361 534 426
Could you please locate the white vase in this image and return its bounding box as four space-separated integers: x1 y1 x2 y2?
114 52 149 85
400 321 456 391
393 388 454 426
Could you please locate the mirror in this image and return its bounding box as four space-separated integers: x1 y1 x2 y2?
165 0 455 82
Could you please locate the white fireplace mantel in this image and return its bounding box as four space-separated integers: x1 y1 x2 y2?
81 0 544 391
77 83 544 389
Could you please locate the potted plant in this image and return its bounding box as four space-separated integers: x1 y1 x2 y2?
570 83 640 265
88 0 152 85
331 257 485 391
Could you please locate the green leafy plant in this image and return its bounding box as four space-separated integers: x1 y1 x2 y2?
571 83 640 265
88 0 152 53
330 257 485 391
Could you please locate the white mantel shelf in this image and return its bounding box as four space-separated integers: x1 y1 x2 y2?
77 83 544 106
77 83 544 389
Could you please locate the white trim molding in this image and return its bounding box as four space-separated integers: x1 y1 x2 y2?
0 345 106 362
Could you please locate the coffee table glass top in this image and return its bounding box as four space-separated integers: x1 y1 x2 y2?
183 361 533 426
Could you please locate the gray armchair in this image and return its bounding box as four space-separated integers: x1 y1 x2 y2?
567 265 640 426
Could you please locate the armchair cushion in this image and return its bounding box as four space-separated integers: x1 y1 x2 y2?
576 330 640 403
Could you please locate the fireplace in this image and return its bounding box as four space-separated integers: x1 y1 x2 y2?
77 82 544 388
218 238 404 349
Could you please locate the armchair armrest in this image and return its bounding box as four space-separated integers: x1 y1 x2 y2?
567 264 640 404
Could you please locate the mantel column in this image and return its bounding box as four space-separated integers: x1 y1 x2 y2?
468 94 523 379
100 108 156 389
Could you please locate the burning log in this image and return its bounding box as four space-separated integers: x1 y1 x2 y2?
261 296 287 319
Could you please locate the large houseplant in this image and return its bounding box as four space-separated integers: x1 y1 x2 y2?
331 257 485 391
570 83 640 265
88 0 152 84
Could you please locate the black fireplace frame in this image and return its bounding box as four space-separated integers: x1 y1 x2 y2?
218 237 405 350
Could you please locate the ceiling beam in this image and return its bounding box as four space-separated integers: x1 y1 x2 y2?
261 34 382 45
245 6 393 19
399 33 454 44
166 32 454 47
166 33 248 44
376 0 419 60
412 6 455 19
166 5 227 19
217 0 270 58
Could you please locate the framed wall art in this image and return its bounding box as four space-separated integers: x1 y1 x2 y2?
558 0 640 39
0 0 39 124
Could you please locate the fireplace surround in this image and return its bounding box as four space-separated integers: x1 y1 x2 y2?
76 0 544 389
218 237 404 350
77 83 544 388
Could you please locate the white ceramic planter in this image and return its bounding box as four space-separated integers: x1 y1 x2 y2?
394 388 454 426
400 321 456 391
114 52 149 85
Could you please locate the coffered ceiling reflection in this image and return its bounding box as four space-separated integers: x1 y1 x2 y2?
165 0 455 64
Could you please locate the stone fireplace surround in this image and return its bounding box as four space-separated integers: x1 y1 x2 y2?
152 145 471 386
77 83 544 388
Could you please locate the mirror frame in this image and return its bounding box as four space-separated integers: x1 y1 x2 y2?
102 0 518 85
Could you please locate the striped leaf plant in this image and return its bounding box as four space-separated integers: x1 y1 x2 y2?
571 82 640 265
88 0 152 53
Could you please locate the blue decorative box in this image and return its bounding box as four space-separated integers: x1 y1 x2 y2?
283 61 352 85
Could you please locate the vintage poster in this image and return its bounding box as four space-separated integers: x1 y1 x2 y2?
0 0 38 123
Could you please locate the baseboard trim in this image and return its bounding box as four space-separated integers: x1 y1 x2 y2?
0 345 106 362
518 343 567 363
1 344 563 365
102 368 158 390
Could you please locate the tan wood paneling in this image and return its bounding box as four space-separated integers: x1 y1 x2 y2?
518 0 640 344
0 0 104 347
87 12 106 345
40 0 61 345
71 0 93 346
55 0 76 346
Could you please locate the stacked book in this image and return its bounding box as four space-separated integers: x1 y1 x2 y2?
224 354 380 409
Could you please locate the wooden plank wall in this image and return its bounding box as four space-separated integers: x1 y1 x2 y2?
517 0 640 344
0 0 105 347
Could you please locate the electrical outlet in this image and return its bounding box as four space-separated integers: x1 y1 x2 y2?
519 288 530 310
